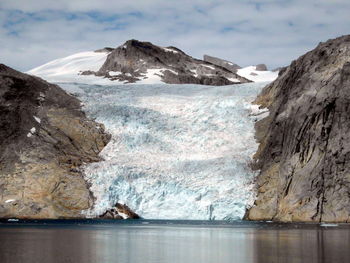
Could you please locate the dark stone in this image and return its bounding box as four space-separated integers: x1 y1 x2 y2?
246 35 350 222
255 64 268 71
203 54 241 73
94 47 114 53
272 67 285 72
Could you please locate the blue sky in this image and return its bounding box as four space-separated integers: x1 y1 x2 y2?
1 0 349 71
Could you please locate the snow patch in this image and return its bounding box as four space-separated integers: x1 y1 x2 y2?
164 69 178 75
27 51 115 85
190 69 198 77
5 199 15 203
227 77 240 83
201 64 216 70
27 127 36 138
33 116 41 123
117 211 129 219
237 66 278 82
163 47 179 54
137 69 165 84
109 71 122 76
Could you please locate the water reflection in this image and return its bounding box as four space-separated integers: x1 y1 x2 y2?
252 228 350 263
0 223 349 263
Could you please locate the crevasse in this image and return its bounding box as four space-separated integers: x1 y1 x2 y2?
61 82 268 220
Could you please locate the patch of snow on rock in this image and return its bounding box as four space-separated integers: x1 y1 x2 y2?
137 69 165 84
163 47 179 54
33 116 41 123
202 64 216 70
109 71 122 76
228 77 240 83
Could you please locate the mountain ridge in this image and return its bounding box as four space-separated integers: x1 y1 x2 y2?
28 39 278 85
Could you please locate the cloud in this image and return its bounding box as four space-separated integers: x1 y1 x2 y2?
1 0 349 71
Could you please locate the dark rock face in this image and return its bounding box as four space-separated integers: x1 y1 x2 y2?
100 203 140 219
0 64 110 219
203 54 241 73
246 35 350 222
255 64 268 71
95 47 115 53
272 66 285 72
83 39 250 85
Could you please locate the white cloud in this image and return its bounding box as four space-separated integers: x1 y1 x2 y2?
1 0 349 71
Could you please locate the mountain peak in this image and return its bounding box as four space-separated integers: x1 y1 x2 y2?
28 40 278 85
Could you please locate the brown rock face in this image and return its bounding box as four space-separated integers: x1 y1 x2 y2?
246 35 350 222
0 64 110 219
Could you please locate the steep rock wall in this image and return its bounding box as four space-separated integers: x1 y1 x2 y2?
246 35 350 222
0 64 110 219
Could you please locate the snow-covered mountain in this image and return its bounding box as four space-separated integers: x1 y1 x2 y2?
28 40 278 85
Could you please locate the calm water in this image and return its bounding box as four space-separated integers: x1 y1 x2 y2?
0 220 350 263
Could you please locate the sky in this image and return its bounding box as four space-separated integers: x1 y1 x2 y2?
1 0 349 71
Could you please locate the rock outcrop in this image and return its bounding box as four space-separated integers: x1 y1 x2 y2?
255 64 268 71
246 35 350 222
203 54 241 73
100 203 140 219
0 64 111 219
84 40 250 85
272 66 284 72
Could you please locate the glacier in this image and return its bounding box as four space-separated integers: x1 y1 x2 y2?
60 82 268 220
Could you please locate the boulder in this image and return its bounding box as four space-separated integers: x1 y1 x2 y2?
100 203 140 219
255 64 268 71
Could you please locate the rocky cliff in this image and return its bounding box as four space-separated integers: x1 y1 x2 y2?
86 39 250 85
246 35 350 222
203 54 241 73
0 64 111 219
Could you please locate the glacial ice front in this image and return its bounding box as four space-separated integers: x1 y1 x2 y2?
61 83 268 220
